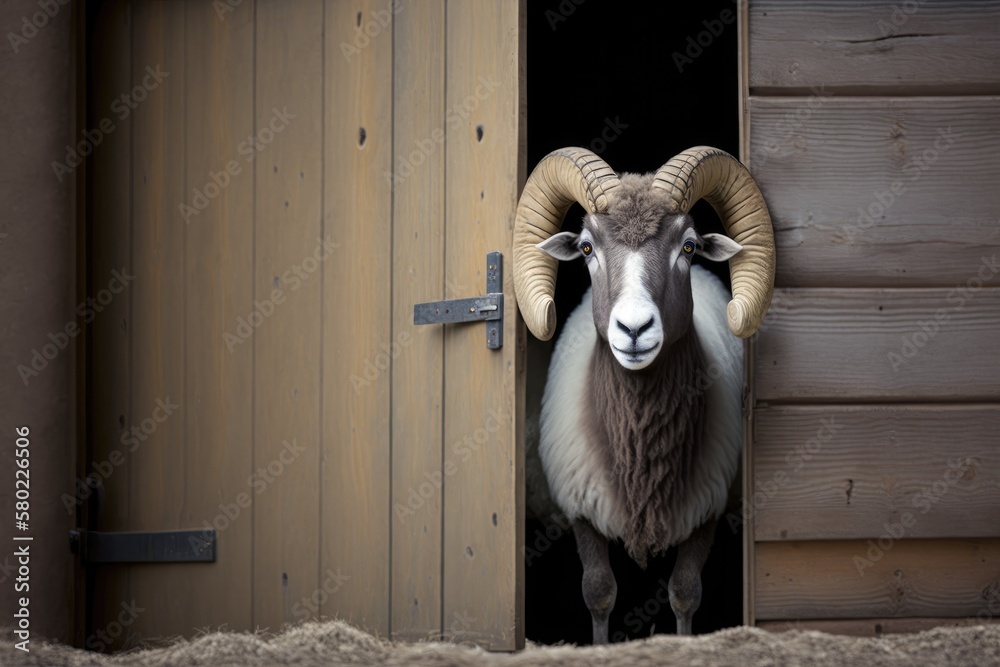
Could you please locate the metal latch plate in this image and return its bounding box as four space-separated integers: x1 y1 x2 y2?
413 252 504 349
70 529 216 564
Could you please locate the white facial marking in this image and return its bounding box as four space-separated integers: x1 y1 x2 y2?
668 245 682 270
607 252 664 370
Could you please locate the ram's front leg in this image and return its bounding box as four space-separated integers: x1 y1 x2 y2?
572 518 617 644
668 517 716 635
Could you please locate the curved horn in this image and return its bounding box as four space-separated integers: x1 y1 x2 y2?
652 146 775 338
513 148 621 340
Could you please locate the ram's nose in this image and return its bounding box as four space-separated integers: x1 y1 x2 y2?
615 316 655 345
608 305 662 370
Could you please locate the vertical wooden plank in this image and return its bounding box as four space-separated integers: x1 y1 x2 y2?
738 0 755 628
128 0 186 640
183 0 255 634
322 0 393 634
391 0 445 640
89 0 132 649
253 0 324 630
72 1 89 646
0 0 77 644
443 0 525 649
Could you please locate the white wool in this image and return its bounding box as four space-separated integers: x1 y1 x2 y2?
537 265 742 549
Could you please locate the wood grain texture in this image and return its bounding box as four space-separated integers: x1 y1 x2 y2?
72 1 87 646
759 617 1000 636
748 96 1000 287
0 0 76 643
753 405 1000 541
755 288 1000 402
749 1 1000 94
128 0 189 641
756 539 1000 620
390 0 446 641
182 0 255 634
322 0 393 635
443 0 525 649
253 0 324 630
88 0 132 649
737 0 755 627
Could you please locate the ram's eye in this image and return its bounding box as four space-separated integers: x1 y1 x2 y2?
682 240 695 254
580 241 593 257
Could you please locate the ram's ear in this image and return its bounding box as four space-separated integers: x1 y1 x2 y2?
536 231 582 261
697 233 743 262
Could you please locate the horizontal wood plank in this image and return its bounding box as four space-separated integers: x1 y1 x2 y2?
752 405 1000 541
756 539 1000 620
755 288 1000 401
749 96 1000 287
759 617 1000 636
749 1 1000 94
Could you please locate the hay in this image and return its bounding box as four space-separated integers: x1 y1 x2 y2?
3 621 999 667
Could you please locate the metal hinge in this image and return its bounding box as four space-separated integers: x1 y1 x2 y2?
69 529 216 564
413 251 503 349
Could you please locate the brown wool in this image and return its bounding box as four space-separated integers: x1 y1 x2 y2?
587 330 706 567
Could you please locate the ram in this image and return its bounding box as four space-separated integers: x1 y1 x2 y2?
514 146 775 643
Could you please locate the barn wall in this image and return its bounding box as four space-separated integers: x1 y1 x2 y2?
744 0 1000 632
84 0 524 651
0 0 78 645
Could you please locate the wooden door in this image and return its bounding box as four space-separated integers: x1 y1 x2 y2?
84 0 524 651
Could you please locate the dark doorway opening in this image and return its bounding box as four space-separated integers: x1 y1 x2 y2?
524 0 743 645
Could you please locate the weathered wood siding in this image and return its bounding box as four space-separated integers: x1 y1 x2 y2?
744 0 1000 632
86 0 525 650
0 0 78 645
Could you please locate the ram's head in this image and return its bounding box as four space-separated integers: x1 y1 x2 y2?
513 147 775 370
